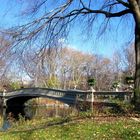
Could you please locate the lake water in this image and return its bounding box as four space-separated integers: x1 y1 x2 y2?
0 98 77 131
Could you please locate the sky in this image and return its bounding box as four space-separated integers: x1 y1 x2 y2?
0 0 135 58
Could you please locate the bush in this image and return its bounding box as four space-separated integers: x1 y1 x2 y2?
112 81 120 89
10 82 21 90
46 76 60 88
111 99 134 114
125 76 134 84
87 78 96 87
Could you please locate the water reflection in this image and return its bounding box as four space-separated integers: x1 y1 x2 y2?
0 108 10 131
0 99 75 131
33 105 72 118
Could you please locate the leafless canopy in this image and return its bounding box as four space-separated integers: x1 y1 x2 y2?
2 0 132 53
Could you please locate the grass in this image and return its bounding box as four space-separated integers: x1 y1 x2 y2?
0 115 140 140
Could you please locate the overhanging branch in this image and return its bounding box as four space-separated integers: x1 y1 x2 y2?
3 1 133 47
82 8 132 18
116 0 130 8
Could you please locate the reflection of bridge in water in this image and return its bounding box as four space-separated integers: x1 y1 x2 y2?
0 88 133 108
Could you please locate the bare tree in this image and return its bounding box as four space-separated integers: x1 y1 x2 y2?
2 0 140 107
59 47 94 89
123 45 135 75
112 45 135 86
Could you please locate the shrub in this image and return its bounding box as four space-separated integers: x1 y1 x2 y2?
112 81 120 89
10 82 21 90
87 78 96 87
125 76 134 84
46 76 60 88
111 99 134 114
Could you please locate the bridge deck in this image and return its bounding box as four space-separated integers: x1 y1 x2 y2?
0 88 133 106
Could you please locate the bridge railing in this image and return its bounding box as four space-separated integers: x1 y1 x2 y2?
86 91 133 103
44 88 133 103
0 88 133 105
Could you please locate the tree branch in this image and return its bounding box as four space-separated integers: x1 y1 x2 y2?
78 8 132 18
116 0 130 8
3 0 133 49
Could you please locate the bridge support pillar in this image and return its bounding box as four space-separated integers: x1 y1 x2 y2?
124 94 131 103
2 98 7 108
2 90 7 108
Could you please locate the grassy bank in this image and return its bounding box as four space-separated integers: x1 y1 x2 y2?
0 115 140 140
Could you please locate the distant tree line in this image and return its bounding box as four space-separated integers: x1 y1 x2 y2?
0 36 135 91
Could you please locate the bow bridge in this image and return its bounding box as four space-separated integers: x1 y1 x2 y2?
0 88 133 108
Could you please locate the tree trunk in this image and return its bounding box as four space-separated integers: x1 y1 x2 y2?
134 20 140 109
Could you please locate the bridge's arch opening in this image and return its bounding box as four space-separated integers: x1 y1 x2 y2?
5 96 73 120
30 97 69 107
26 97 71 118
6 96 35 119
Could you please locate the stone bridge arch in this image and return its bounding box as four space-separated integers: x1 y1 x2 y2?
0 88 133 119
0 88 88 119
1 88 88 108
